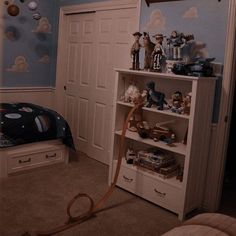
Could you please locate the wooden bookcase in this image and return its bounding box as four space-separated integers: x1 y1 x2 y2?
109 68 216 220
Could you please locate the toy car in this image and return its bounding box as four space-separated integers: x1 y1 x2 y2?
149 126 176 144
172 57 215 77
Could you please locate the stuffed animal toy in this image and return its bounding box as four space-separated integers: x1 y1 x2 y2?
123 82 140 103
145 81 168 110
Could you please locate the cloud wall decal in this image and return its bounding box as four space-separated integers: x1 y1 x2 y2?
6 56 29 72
182 7 198 19
39 55 50 64
143 9 166 32
33 17 52 33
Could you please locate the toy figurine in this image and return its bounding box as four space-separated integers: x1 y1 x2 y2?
182 93 191 115
127 95 144 132
130 32 142 70
172 57 215 76
167 31 194 61
151 34 166 72
123 82 140 103
143 32 155 71
145 81 168 110
136 121 150 139
125 148 137 164
171 91 183 114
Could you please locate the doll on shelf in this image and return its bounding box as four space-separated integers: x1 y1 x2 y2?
167 31 194 61
143 32 155 71
182 93 191 115
130 32 142 70
171 91 183 114
152 33 166 72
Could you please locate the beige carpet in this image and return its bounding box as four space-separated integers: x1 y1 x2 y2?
0 152 180 236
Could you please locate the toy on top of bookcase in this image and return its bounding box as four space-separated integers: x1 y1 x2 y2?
143 32 155 71
167 31 194 61
172 57 215 77
151 33 166 72
130 32 142 70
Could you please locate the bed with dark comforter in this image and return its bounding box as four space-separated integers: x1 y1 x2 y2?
0 103 74 149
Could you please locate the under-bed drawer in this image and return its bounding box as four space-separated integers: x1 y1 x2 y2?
8 148 64 173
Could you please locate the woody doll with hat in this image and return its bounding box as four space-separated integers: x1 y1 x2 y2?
130 31 142 70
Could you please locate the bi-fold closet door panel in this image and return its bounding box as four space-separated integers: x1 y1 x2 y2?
64 8 137 164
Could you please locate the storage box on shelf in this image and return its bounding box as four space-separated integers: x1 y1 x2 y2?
109 68 216 220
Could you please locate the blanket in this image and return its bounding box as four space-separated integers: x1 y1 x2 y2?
0 103 75 149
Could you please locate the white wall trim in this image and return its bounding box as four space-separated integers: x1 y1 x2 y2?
206 0 236 211
0 87 55 93
1 87 55 109
0 1 4 86
61 0 140 14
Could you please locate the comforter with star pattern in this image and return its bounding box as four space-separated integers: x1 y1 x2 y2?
0 103 75 149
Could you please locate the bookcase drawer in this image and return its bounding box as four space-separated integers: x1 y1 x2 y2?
141 175 182 213
114 163 181 214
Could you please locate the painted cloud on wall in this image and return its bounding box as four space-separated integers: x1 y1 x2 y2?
143 9 166 32
182 7 198 19
39 55 50 64
6 56 29 72
32 17 52 33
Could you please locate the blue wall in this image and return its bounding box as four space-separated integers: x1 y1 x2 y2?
2 0 58 87
2 0 229 87
2 0 230 121
140 0 228 63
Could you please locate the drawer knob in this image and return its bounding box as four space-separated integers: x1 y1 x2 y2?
46 153 57 159
123 175 133 183
154 188 166 197
19 158 31 164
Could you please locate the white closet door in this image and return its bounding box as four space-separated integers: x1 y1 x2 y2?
63 8 137 164
64 13 96 156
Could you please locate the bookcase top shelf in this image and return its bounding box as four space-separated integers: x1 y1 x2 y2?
115 68 217 82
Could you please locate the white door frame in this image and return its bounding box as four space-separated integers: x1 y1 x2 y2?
55 0 141 116
207 0 236 211
0 1 4 87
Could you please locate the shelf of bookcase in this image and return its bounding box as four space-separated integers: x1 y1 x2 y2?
117 101 190 120
115 130 186 156
113 158 183 189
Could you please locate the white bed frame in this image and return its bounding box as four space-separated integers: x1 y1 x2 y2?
0 139 69 178
0 88 69 178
